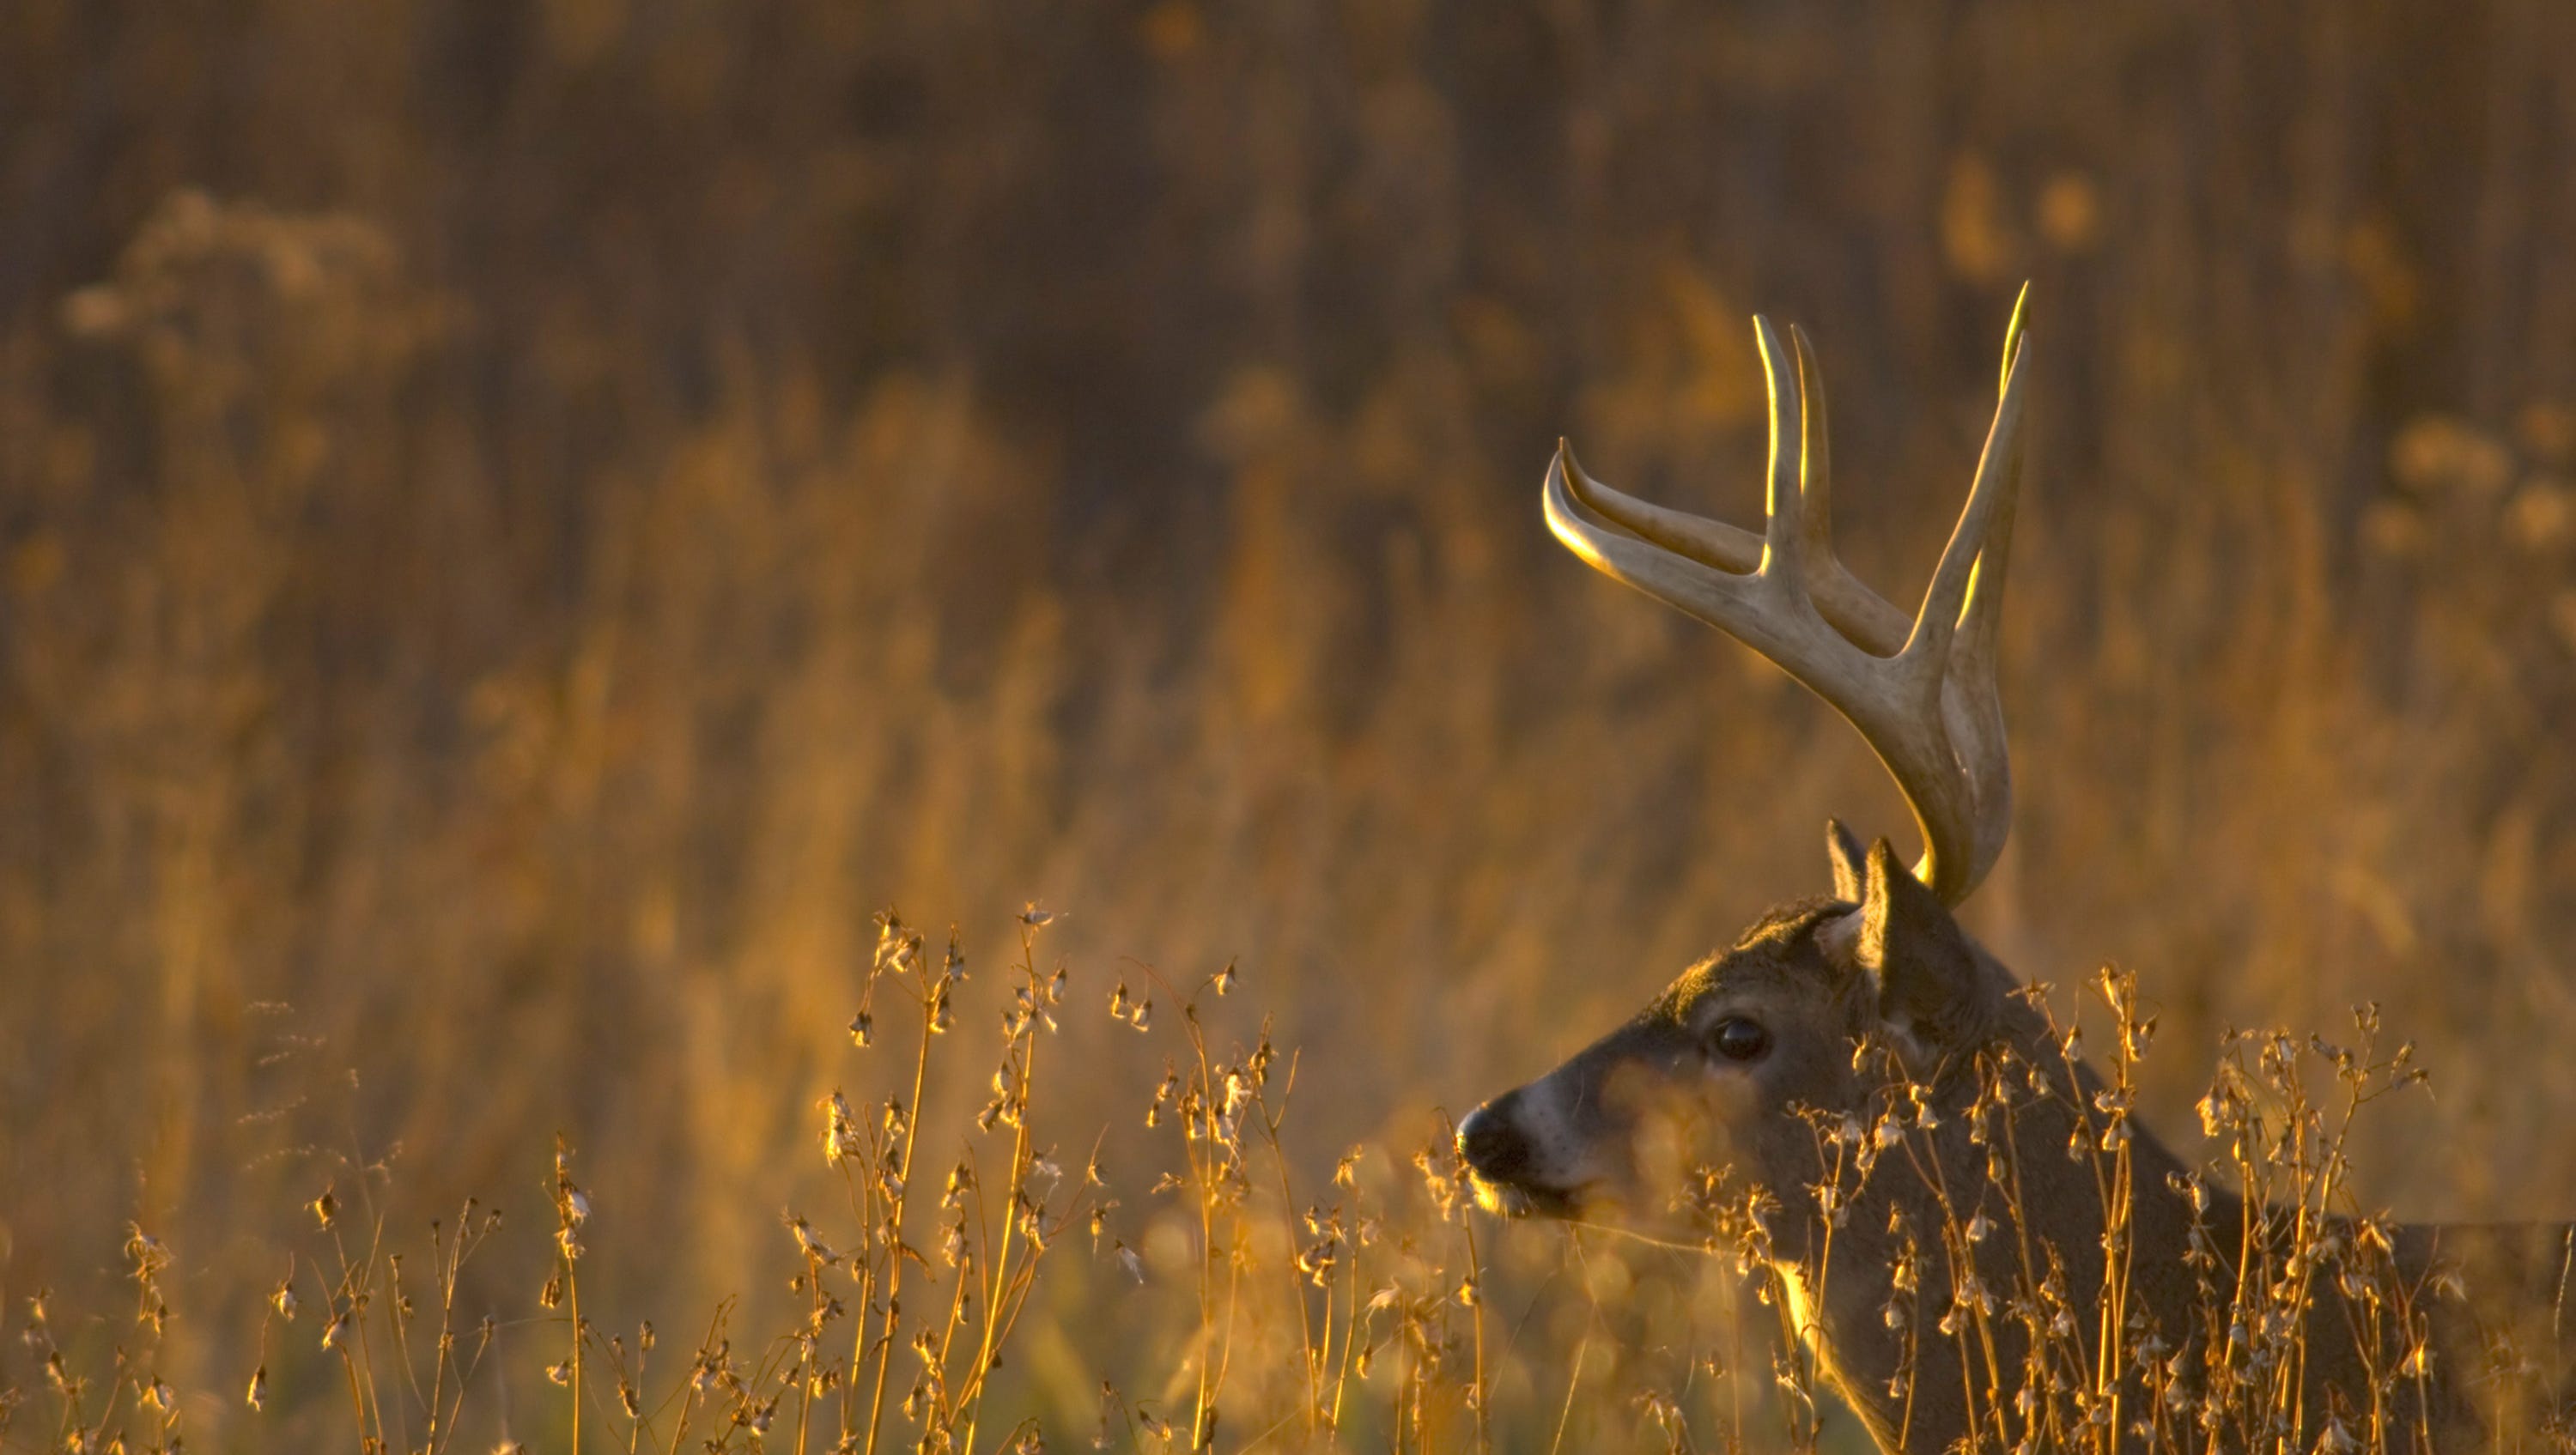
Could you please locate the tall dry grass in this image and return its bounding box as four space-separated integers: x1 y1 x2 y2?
8 912 2549 1453
7 0 2576 1448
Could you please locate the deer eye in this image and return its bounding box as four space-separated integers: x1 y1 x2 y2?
1707 1017 1771 1063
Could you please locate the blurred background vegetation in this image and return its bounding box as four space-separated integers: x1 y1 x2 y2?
8 0 2576 1445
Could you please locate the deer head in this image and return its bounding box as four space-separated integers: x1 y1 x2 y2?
1459 298 2032 1245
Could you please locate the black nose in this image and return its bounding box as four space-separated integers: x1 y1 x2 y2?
1456 1095 1532 1183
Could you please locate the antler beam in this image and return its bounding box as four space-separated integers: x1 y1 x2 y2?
1541 296 2030 905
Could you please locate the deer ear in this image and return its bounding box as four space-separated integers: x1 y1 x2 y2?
1825 819 1867 903
1856 839 1996 1052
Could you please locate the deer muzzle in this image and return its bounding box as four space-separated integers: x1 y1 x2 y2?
1456 1086 1597 1218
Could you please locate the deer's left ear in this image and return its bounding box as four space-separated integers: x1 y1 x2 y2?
1852 839 1998 1052
1824 818 1867 903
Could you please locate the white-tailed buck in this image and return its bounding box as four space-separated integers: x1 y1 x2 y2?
1457 298 2575 1453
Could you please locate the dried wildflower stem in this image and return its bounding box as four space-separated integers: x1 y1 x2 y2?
1200 1194 1251 1450
420 1212 465 1453
1188 1092 1224 1442
310 1215 385 1455
623 1316 650 1455
1142 963 1228 1448
863 933 938 1455
1005 1246 1077 1371
933 1198 979 1425
1214 1217 1247 1446
1449 1125 1490 1454
1988 1048 2053 1440
1325 1162 1371 1440
1544 1325 1589 1455
561 1174 586 1452
833 1129 883 1443
344 1153 404 1453
80 1356 130 1455
1772 1115 1849 1452
957 919 1045 1453
1725 1262 1749 1455
666 1300 732 1455
1561 1224 1634 1453
1873 1113 1944 1448
958 1192 1079 1441
1251 1067 1322 1439
2089 970 2141 1452
384 1249 430 1445
791 1246 818 1455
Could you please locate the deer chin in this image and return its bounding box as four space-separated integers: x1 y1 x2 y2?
1467 1172 1593 1221
1473 1173 1721 1251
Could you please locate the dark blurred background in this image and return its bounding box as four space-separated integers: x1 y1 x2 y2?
8 0 2576 1433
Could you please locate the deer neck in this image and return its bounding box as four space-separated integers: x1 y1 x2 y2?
1772 977 2224 1454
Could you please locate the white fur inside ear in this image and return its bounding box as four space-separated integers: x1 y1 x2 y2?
1818 907 1936 1063
1817 906 1864 964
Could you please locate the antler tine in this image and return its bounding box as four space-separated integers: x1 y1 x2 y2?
1785 324 1912 658
1554 332 1912 657
1544 300 2033 906
1929 290 2033 895
1955 285 2032 683
1540 315 1896 822
1557 450 1767 576
1899 309 2030 899
1536 316 1840 670
1789 324 1833 567
1892 316 2032 703
1543 458 1844 699
1751 318 1809 594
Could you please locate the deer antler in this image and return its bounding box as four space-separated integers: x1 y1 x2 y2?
1542 294 2030 905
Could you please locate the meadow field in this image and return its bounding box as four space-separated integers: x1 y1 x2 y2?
7 2 2576 1450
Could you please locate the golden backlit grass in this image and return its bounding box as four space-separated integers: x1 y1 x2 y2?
10 913 2547 1454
